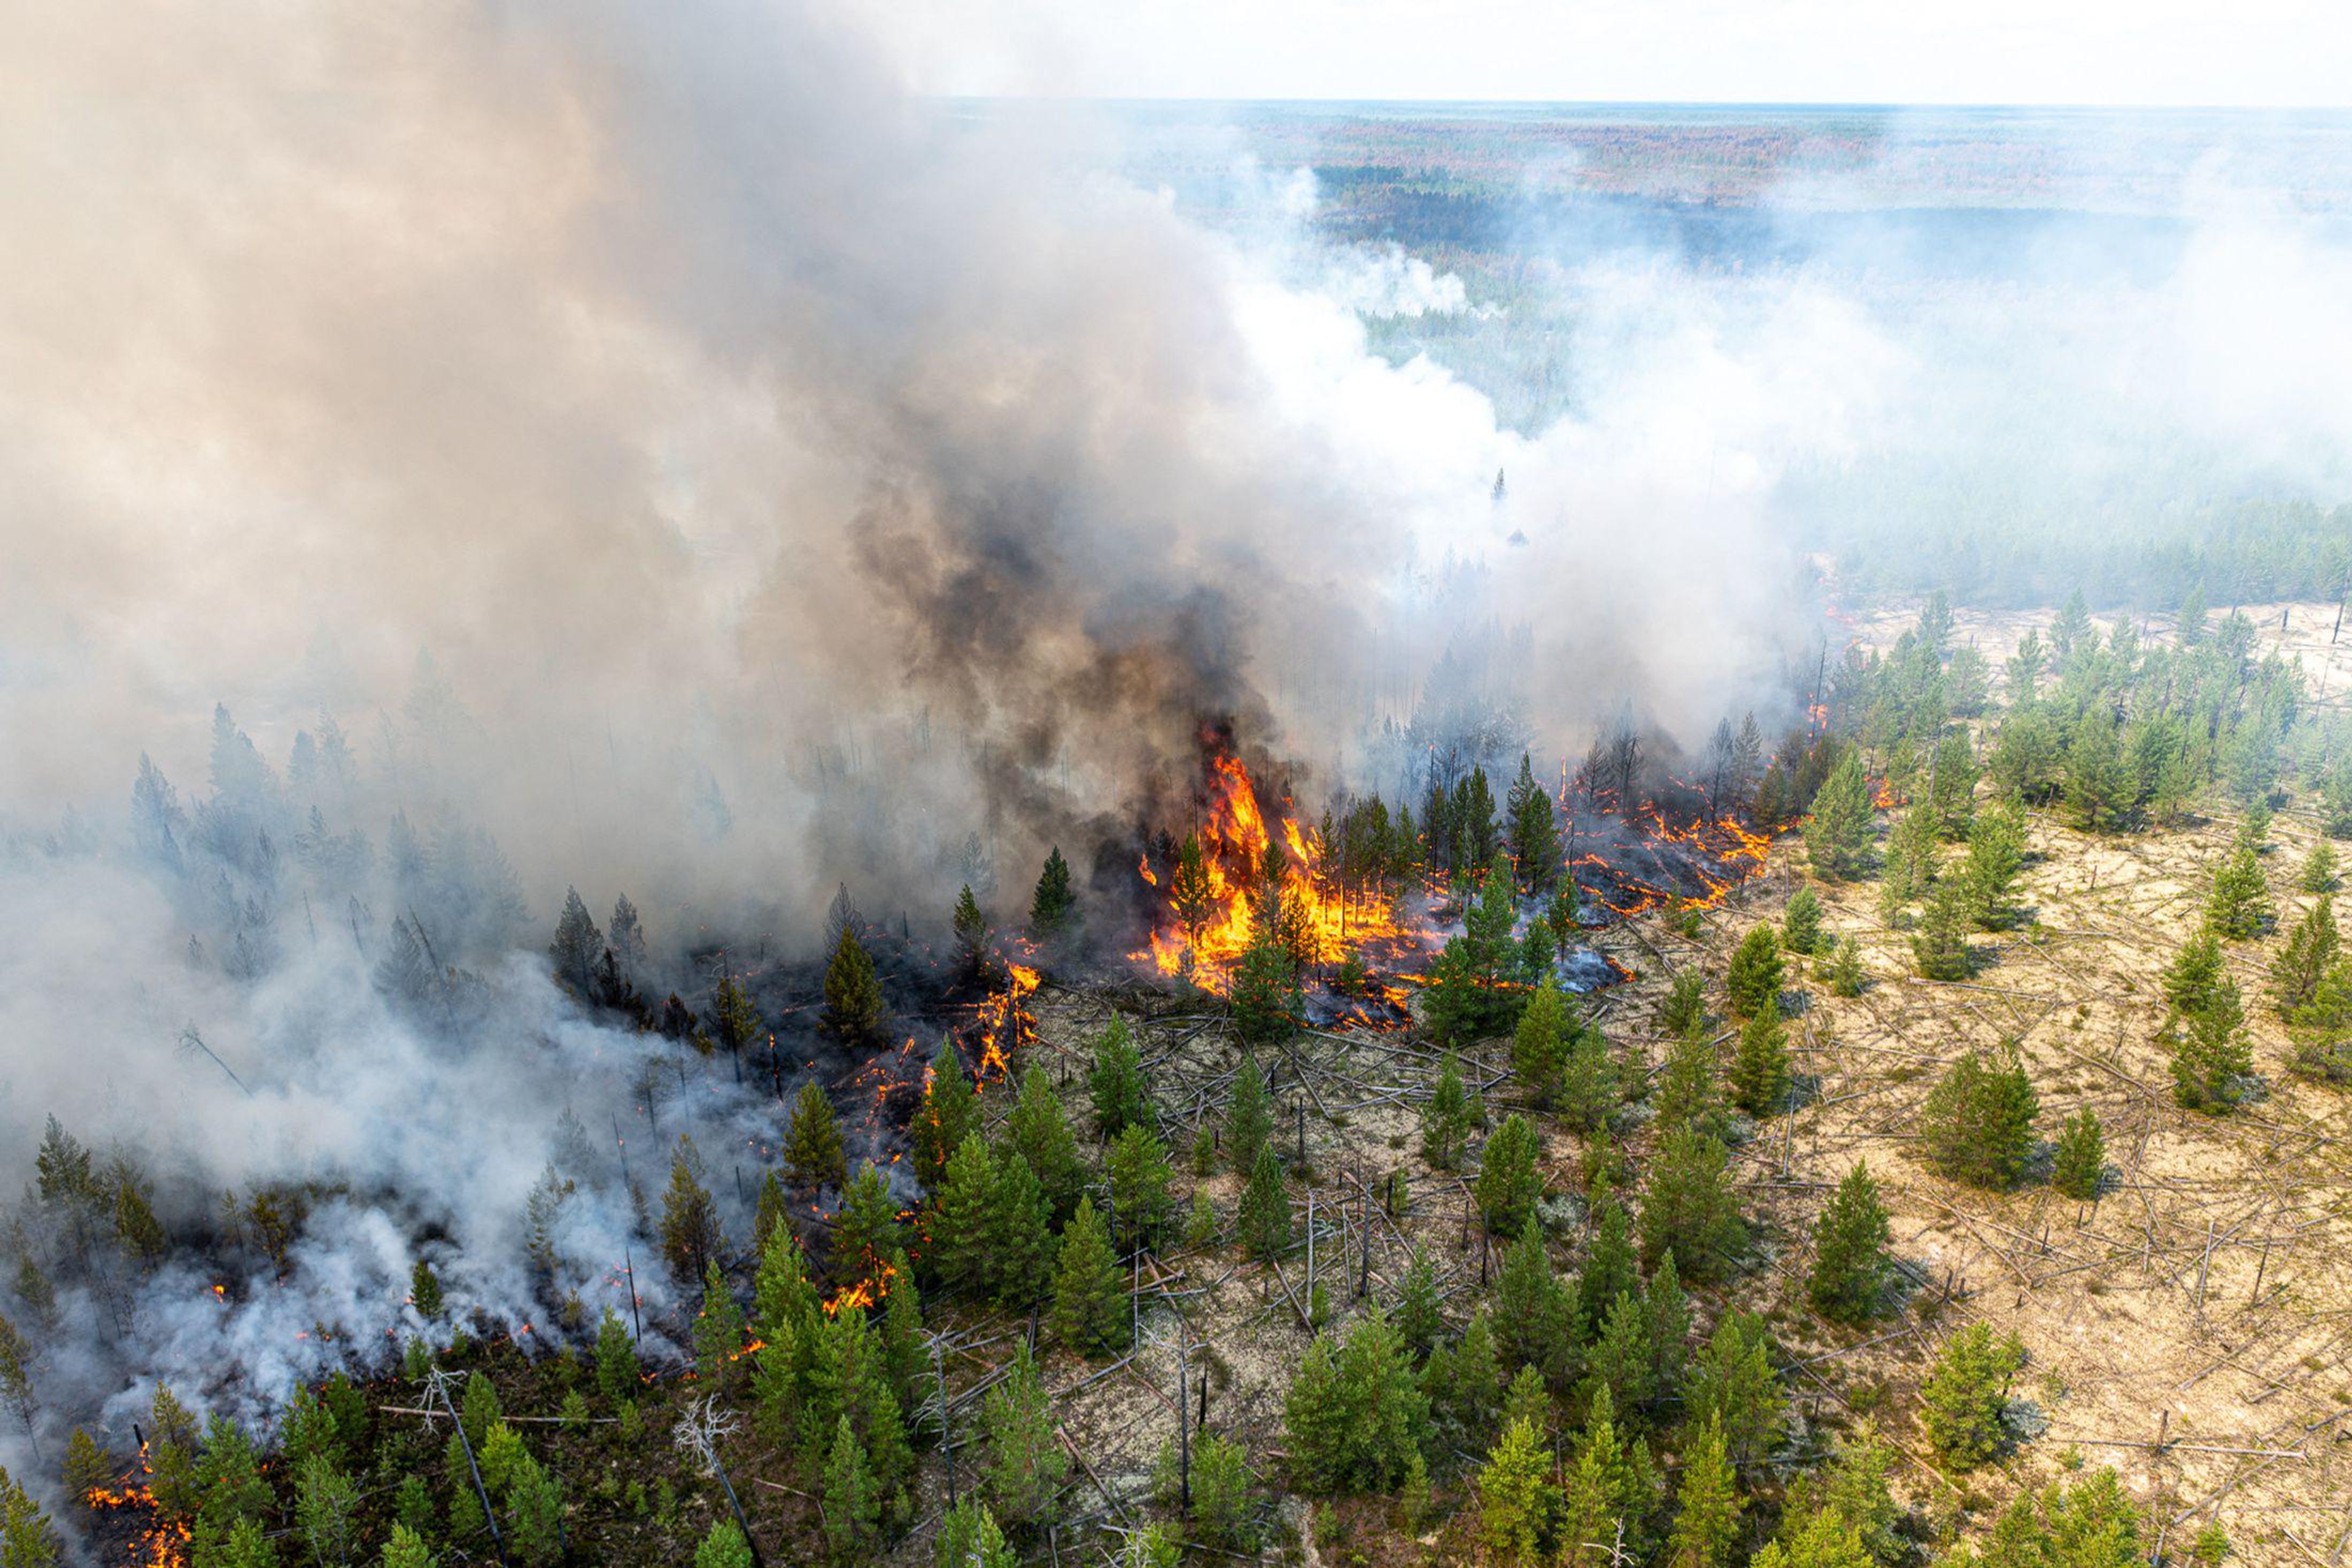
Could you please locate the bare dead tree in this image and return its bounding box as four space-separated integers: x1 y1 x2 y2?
676 1395 761 1566
176 1024 253 1098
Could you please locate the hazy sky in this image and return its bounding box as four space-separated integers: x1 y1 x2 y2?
872 0 2351 107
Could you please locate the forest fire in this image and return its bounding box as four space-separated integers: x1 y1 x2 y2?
822 1252 901 1316
1132 751 1409 992
82 1446 190 1568
964 960 1040 1084
1127 735 1781 1000
1567 803 1774 918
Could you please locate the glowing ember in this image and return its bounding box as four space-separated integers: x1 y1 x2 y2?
1572 806 1773 918
83 1443 191 1568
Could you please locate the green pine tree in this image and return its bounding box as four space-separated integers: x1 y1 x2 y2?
1685 1309 1784 1476
1911 878 1975 981
1028 847 1079 939
1226 1055 1273 1174
783 1081 847 1192
1783 887 1826 956
1639 1127 1745 1283
1236 1144 1291 1259
1754 1507 1873 1568
986 1150 1053 1308
693 1259 746 1387
1004 1064 1084 1220
694 1520 754 1568
1919 1048 2039 1190
821 926 887 1046
709 974 761 1081
1658 968 1707 1038
660 1138 723 1283
1806 751 1877 881
1558 1383 1656 1568
1423 856 1527 1044
1782 1424 1904 1567
935 1498 1017 1568
1185 1431 1258 1550
1395 1247 1443 1360
1920 1323 2024 1469
1476 1416 1552 1566
832 1162 901 1290
2269 897 2338 1017
1558 1019 1621 1136
1807 1162 1891 1324
2207 842 2273 941
63 1426 110 1498
1930 730 1979 840
1880 803 1939 920
1506 754 1563 897
214 1515 278 1568
879 1252 928 1420
293 1453 359 1568
1654 1028 1726 1139
2063 708 2134 832
821 1415 879 1563
1087 1015 1150 1138
2171 976 2256 1113
1423 1310 1504 1446
1731 1006 1792 1116
1726 925 1785 1020
1281 1308 1428 1494
381 1524 437 1568
2163 928 2228 1015
1050 1198 1125 1356
1827 935 1866 997
933 1134 998 1299
409 1259 444 1320
1107 1125 1174 1250
594 1308 641 1407
2302 841 2340 895
1229 921 1302 1044
980 1342 1066 1532
1475 1114 1544 1238
952 884 990 976
912 1042 977 1195
2289 954 2352 1083
0 1466 61 1567
1420 1052 1480 1170
1494 1218 1573 1387
2052 1108 2106 1200
505 1453 562 1567
1576 1197 1639 1345
1666 1417 1742 1568
1512 979 1570 1106
1962 797 2027 929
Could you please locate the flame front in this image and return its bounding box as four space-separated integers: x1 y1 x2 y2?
84 1441 191 1568
1134 752 1403 993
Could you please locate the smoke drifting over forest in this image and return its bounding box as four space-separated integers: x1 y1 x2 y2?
2 0 2349 1497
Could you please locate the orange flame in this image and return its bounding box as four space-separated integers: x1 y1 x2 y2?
823 1252 902 1316
1133 753 1403 992
83 1441 191 1568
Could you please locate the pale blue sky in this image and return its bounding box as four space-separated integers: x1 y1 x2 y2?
870 0 2351 107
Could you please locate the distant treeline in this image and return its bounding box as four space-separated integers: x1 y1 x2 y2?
1815 498 2352 612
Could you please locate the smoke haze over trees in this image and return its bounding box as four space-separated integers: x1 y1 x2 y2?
3 0 2352 1522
